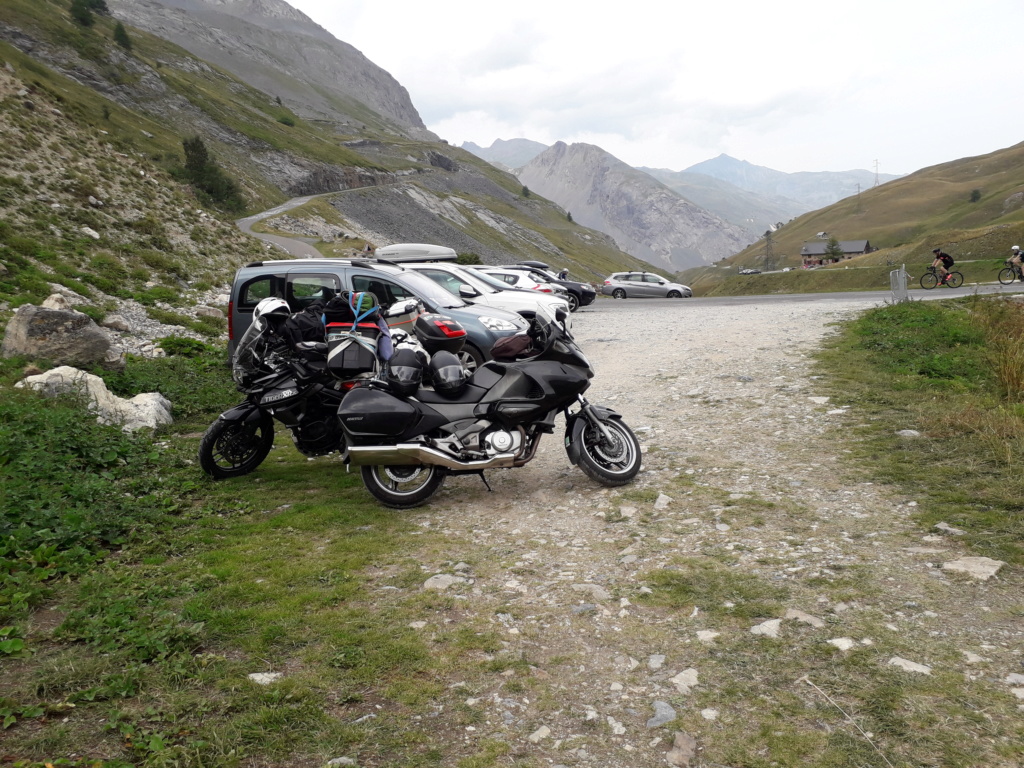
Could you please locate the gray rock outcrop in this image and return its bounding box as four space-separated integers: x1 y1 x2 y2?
1 304 116 368
16 366 173 432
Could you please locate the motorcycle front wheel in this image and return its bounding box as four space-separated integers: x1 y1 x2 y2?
577 417 642 486
361 464 446 508
198 413 275 479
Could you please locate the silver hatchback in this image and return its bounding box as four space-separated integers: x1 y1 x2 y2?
601 272 692 299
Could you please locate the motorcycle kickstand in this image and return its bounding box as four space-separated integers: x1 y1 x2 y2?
473 471 493 492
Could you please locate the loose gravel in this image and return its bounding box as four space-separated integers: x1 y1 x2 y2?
375 297 1023 767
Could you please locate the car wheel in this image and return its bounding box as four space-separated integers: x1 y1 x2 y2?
666 290 681 299
459 343 484 373
612 288 627 299
566 292 580 312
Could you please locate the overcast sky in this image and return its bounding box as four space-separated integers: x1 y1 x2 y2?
288 0 1024 176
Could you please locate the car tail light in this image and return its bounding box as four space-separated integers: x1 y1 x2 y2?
227 300 234 340
539 287 552 292
603 280 611 285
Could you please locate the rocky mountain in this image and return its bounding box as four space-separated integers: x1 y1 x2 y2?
637 167 808 241
685 154 901 210
518 142 750 271
107 0 435 141
462 138 548 169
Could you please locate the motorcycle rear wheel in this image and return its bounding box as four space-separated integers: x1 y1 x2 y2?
361 464 446 508
577 417 641 486
198 414 274 479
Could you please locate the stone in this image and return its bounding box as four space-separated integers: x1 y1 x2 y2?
571 583 611 601
646 700 676 728
828 637 856 651
648 654 665 670
784 609 825 628
654 493 672 510
896 429 922 438
934 522 965 535
700 708 718 721
669 668 698 695
888 656 931 675
16 366 172 432
750 618 782 638
527 725 550 743
696 630 720 644
247 672 283 685
80 226 101 240
423 574 467 590
326 758 357 766
665 731 697 767
808 396 829 404
101 314 132 332
40 293 73 310
2 305 112 368
941 557 1004 580
195 305 225 319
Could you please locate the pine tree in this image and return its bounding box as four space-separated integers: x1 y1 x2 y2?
113 22 132 50
70 0 94 26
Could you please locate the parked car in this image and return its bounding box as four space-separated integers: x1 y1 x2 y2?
479 267 570 299
228 258 528 372
600 272 692 299
500 261 596 312
401 262 572 321
738 268 761 275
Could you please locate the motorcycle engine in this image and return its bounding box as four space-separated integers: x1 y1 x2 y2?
289 402 343 456
483 428 521 454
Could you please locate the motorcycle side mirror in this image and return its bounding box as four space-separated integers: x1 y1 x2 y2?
555 308 568 324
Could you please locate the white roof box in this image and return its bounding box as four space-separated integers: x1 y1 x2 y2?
375 243 458 263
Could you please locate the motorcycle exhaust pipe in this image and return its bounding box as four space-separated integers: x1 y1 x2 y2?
347 443 518 470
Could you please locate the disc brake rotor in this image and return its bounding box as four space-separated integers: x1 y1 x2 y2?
590 426 627 463
384 466 425 483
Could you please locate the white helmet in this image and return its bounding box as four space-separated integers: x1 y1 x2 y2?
253 297 290 322
1013 245 1020 251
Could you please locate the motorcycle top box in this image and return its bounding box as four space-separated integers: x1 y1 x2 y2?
414 313 467 356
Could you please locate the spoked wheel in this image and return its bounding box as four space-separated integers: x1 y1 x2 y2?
667 291 682 299
360 464 446 508
566 292 580 312
458 344 484 375
612 288 627 299
998 267 1018 285
919 272 938 290
577 417 642 486
198 414 274 479
945 271 964 288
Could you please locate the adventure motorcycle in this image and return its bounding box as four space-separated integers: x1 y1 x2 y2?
199 297 460 479
337 304 642 508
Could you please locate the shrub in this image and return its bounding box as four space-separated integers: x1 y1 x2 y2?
277 115 295 127
157 335 212 358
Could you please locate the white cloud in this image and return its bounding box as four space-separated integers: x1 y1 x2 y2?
292 0 1024 174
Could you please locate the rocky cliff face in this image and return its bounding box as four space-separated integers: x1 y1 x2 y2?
108 0 435 141
519 143 749 270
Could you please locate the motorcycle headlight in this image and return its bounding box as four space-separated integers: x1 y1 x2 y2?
480 315 522 331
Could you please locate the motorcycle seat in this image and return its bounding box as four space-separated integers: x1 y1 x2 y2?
415 383 488 405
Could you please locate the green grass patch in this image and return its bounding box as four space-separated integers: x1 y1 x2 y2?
816 296 1024 564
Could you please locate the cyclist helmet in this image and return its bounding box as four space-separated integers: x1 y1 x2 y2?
1012 245 1020 251
254 297 290 322
932 248 941 254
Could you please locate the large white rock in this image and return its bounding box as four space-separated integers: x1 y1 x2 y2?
16 366 172 432
941 557 1005 580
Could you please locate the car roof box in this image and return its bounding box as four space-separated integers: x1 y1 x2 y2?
374 243 458 263
517 260 550 270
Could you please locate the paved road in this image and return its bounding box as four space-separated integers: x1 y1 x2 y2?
579 281 1024 313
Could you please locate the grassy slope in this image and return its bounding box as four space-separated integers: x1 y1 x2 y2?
683 143 1024 294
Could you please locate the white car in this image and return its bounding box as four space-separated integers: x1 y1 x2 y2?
478 267 570 298
404 263 571 321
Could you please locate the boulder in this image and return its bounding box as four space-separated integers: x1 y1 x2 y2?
41 293 73 310
195 305 224 319
16 366 172 432
1 304 115 368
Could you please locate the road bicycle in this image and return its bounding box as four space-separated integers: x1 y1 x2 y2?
997 261 1024 285
920 265 963 289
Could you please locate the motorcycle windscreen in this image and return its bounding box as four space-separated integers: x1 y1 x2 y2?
338 387 420 438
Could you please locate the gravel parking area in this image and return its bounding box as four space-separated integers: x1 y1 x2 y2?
391 297 1022 767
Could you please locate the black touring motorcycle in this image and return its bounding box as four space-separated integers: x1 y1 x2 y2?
338 304 642 507
198 295 461 479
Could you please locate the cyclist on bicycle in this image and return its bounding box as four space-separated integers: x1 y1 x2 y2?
1007 245 1023 280
932 248 954 284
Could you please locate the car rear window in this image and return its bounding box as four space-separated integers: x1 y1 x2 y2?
237 276 277 309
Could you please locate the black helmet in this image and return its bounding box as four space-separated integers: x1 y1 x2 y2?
932 248 941 254
428 351 468 396
386 348 423 398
